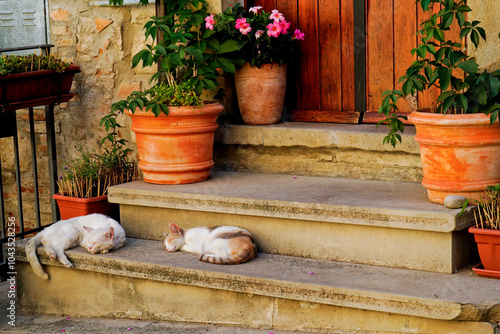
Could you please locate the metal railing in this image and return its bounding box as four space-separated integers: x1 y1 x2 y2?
0 44 61 279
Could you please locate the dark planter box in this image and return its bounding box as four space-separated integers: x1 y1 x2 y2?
0 65 80 111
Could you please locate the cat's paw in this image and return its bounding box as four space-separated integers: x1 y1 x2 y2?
100 249 109 254
64 262 73 269
48 252 56 260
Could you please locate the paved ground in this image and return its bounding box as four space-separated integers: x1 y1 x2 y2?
0 281 312 334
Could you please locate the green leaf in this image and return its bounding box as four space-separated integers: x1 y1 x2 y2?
457 60 479 74
456 12 465 27
456 94 468 112
438 67 452 91
471 30 480 48
220 40 239 53
420 0 431 11
184 46 204 59
441 95 455 113
217 57 236 73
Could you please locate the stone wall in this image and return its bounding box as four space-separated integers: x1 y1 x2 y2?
469 0 500 71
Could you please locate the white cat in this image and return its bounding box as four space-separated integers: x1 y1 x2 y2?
26 213 126 280
164 223 257 265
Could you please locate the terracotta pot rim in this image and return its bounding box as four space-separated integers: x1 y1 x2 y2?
469 226 500 235
125 101 223 118
409 111 495 126
53 193 108 203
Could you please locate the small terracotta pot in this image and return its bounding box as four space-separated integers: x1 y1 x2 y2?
127 102 223 184
234 62 286 125
469 226 500 271
53 194 118 221
408 111 500 204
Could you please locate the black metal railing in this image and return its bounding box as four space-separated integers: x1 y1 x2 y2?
0 44 61 279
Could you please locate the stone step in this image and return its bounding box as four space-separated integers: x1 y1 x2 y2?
108 171 477 273
214 122 422 183
14 238 499 333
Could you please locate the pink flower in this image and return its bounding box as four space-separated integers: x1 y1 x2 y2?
292 29 305 41
279 20 291 34
270 9 284 22
249 6 262 14
236 18 252 35
255 30 265 39
267 22 282 38
204 14 215 30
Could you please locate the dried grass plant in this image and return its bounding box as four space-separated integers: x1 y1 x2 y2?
474 184 500 230
57 143 140 199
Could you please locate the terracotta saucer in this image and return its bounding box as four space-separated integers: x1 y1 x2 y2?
472 264 500 279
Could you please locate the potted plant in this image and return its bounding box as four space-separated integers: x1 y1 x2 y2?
109 0 243 184
378 0 500 204
208 4 305 125
465 184 500 278
0 54 80 111
54 115 140 220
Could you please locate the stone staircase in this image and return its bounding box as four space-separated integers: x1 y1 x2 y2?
14 123 500 333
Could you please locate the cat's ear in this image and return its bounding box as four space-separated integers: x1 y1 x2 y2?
84 226 95 233
169 223 181 234
104 227 114 239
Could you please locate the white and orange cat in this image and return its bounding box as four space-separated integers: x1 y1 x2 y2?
164 223 257 265
26 213 126 280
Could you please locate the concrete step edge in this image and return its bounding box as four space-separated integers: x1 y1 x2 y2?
108 172 474 233
15 238 499 323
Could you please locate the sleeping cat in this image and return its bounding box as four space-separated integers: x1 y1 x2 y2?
164 223 257 265
26 213 126 280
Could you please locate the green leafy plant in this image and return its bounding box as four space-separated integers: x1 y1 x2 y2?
109 0 244 116
0 54 71 76
58 115 140 199
207 4 304 68
378 0 500 147
111 82 203 117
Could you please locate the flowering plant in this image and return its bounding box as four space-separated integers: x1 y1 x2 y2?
207 4 304 68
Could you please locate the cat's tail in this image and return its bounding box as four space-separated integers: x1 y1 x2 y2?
198 240 257 265
25 235 49 280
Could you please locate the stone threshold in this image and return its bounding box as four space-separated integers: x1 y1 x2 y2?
109 171 474 233
217 122 419 153
14 237 500 323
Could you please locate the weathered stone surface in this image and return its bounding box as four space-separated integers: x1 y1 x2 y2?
109 172 478 273
215 123 423 183
13 238 499 332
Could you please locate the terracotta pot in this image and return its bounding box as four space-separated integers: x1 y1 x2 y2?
408 111 500 204
127 102 223 184
469 227 500 272
0 65 80 111
234 62 286 125
53 194 118 221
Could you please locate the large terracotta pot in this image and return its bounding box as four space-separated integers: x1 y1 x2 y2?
469 227 500 272
53 194 118 221
408 111 500 204
0 65 80 111
234 62 286 125
127 102 223 184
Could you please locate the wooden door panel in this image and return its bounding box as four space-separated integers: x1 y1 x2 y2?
366 0 394 112
340 0 355 112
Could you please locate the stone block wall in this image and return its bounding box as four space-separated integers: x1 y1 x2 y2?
1 0 238 228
